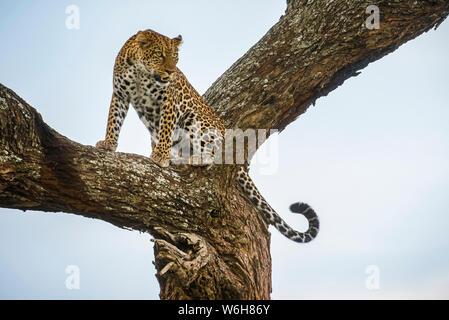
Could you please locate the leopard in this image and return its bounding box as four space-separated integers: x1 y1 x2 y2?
96 29 319 243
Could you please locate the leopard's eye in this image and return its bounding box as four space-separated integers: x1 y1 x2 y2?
173 52 178 58
155 51 163 58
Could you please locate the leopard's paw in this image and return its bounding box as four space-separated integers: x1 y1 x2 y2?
150 150 170 168
95 140 117 151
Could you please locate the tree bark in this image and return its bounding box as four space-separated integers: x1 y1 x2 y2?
1 0 448 300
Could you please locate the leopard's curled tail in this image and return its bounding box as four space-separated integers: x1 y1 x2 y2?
236 167 319 243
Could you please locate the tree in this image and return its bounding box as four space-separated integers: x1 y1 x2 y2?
1 0 448 299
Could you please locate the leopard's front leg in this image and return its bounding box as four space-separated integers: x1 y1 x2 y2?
96 93 130 151
150 99 175 168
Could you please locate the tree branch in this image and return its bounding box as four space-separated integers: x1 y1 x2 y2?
1 0 448 299
205 0 449 133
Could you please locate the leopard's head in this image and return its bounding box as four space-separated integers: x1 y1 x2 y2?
134 29 182 84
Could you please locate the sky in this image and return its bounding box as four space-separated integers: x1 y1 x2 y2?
0 1 448 299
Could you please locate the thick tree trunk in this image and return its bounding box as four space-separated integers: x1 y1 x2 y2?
1 0 448 299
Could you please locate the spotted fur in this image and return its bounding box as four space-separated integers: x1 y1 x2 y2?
96 29 319 243
237 167 319 242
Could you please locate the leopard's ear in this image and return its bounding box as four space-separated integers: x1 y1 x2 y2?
136 31 151 49
172 35 183 47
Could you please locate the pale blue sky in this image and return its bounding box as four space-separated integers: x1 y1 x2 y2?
1 1 448 299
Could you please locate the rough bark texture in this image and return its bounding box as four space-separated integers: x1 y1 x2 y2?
1 0 448 299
